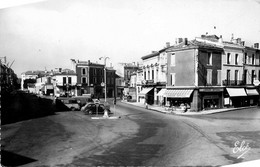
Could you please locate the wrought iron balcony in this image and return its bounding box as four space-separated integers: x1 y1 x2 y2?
222 80 245 86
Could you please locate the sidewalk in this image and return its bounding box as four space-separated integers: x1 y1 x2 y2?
121 100 259 116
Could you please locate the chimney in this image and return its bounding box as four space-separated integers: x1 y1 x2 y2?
184 38 188 45
88 60 90 64
237 38 241 44
152 51 157 53
166 42 170 48
218 35 223 43
254 43 259 49
241 41 245 46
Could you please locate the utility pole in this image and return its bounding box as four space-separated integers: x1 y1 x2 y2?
99 56 109 102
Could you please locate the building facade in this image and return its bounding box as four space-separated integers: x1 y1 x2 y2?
139 43 169 105
165 39 223 112
71 59 116 98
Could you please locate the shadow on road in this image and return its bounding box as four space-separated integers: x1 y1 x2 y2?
1 91 65 125
1 150 37 166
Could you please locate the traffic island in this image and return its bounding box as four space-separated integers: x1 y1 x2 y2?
91 116 121 119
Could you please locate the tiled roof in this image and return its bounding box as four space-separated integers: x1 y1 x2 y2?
22 70 47 75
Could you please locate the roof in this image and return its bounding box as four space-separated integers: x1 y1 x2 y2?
22 70 48 75
222 41 245 49
141 51 160 60
167 39 223 52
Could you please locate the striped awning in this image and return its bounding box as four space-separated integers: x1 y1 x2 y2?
246 89 259 96
226 88 247 97
139 87 153 96
165 89 193 98
156 89 166 97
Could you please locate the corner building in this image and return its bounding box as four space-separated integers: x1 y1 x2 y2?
166 39 224 112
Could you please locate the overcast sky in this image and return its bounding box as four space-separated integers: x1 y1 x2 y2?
1 0 260 77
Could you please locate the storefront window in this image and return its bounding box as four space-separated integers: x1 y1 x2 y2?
204 98 219 109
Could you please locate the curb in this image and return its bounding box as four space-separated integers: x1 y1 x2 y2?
121 100 259 116
91 116 121 120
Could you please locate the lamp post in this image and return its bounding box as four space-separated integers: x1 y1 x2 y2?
99 56 109 102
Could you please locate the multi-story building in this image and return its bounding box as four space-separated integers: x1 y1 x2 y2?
139 42 169 105
165 38 223 111
51 69 77 97
163 35 259 112
21 70 46 92
197 35 260 107
115 73 126 98
1 59 19 93
71 59 116 98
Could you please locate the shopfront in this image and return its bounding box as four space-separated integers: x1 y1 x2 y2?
164 89 194 109
225 88 248 107
245 88 259 106
199 88 223 110
138 87 154 104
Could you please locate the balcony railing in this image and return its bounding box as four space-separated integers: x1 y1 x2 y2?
222 80 245 86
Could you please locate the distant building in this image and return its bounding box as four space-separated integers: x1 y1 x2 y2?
1 60 19 93
71 59 116 98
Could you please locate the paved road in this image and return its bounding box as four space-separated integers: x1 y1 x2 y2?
2 99 260 166
71 101 260 166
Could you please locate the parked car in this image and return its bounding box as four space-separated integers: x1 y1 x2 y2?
81 102 111 115
57 97 80 111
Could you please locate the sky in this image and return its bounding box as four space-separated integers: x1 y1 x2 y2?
1 0 260 77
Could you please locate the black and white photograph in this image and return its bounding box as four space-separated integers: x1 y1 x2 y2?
1 0 260 166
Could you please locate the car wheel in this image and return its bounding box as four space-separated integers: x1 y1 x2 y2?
71 107 75 111
88 110 93 115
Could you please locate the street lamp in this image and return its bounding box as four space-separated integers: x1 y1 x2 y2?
99 56 109 102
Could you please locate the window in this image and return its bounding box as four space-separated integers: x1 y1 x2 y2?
244 70 247 84
235 54 239 65
217 70 221 85
207 69 212 85
82 77 86 84
152 70 154 80
148 71 150 80
227 53 231 64
207 53 212 65
252 70 255 84
93 69 97 75
68 77 72 84
252 54 255 65
144 71 146 80
111 77 114 84
93 77 97 83
171 53 175 66
259 70 260 81
107 78 110 84
63 77 67 84
244 53 248 64
235 70 239 85
82 68 86 75
227 70 230 84
171 73 175 85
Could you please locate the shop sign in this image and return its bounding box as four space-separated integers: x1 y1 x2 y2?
199 88 223 92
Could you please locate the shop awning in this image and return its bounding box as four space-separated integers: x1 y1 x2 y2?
226 88 247 97
139 87 153 96
156 89 166 97
165 89 193 98
246 89 259 96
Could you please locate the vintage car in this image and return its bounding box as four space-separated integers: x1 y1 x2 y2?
81 102 111 115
